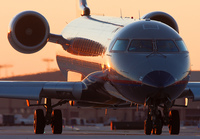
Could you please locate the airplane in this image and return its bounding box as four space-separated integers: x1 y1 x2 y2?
2 0 200 135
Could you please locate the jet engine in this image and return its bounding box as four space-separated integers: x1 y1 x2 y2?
142 11 179 33
8 11 50 54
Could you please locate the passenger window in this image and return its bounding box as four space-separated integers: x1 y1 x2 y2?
128 40 153 52
176 40 188 52
156 40 178 52
111 40 129 51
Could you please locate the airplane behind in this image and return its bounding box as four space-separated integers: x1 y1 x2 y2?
2 0 200 135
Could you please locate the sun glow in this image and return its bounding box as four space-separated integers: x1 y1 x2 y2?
107 62 111 71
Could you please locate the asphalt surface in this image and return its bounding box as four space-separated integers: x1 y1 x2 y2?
0 125 200 139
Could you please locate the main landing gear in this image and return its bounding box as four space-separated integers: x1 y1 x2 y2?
144 102 180 135
32 98 67 134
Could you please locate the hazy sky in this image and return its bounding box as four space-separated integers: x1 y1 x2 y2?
0 0 200 78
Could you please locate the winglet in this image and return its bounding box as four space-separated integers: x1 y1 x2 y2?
79 0 90 16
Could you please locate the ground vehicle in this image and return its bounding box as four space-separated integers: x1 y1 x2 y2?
14 114 34 125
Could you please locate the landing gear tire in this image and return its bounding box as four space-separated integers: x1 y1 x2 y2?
168 110 180 135
34 109 45 134
144 119 152 135
154 110 163 135
154 119 162 135
51 109 62 134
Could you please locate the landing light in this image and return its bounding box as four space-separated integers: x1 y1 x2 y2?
185 98 188 106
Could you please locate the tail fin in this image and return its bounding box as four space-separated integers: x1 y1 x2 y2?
79 0 90 16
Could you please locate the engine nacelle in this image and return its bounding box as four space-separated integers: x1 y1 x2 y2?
8 11 50 54
142 11 179 33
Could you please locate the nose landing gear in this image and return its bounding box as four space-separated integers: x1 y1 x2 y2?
144 103 180 135
144 106 163 135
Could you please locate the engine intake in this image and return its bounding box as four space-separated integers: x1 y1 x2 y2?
142 11 179 33
8 11 50 54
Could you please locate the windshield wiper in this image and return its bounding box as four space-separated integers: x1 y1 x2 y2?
146 41 167 58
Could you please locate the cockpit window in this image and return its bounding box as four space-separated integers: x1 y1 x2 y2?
176 40 188 52
111 39 186 53
111 39 129 51
156 40 178 52
128 40 153 52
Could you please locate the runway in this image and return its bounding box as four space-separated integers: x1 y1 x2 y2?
0 125 200 139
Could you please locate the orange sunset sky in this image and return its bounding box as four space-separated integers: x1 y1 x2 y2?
0 0 200 78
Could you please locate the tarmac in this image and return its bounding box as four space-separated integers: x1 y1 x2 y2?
0 125 200 139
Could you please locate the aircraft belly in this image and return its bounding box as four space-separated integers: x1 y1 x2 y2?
110 81 187 104
108 68 189 104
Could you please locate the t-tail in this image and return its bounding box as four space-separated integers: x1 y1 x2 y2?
79 0 90 16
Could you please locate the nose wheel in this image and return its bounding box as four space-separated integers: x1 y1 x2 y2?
144 105 180 135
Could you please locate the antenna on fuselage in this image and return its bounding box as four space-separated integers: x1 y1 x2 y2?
79 0 90 16
139 10 141 20
120 8 122 18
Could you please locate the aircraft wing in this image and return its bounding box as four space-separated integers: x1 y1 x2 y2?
0 81 82 100
0 78 131 108
179 82 200 101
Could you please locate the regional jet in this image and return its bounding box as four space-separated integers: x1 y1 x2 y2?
2 0 199 135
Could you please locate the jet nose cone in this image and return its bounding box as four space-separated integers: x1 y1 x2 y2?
142 71 175 88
